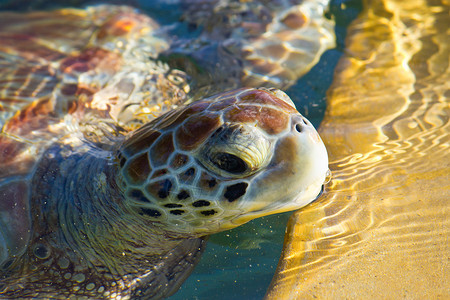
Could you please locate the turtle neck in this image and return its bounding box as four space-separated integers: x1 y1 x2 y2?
2 141 206 299
31 142 185 277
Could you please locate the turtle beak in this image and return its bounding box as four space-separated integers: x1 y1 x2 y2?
231 112 329 222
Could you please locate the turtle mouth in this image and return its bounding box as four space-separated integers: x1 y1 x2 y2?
228 171 330 228
311 184 325 201
227 185 324 227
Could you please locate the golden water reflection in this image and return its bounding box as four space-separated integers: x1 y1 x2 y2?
267 0 449 298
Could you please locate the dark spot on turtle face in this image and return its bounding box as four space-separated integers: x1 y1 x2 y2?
164 203 183 208
170 210 185 215
224 182 248 202
258 107 290 135
146 178 174 201
127 189 151 203
177 190 190 200
179 167 196 182
192 200 211 207
158 179 172 199
33 244 50 259
140 208 162 217
185 168 195 177
200 209 217 216
199 172 218 191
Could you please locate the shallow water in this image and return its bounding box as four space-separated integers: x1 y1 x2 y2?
0 0 447 299
267 0 449 298
0 1 353 299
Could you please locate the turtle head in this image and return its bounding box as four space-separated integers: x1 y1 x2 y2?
116 88 329 237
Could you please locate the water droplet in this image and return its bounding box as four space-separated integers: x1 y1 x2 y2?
324 169 332 184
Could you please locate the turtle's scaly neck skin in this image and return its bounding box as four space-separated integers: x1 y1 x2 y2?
1 142 205 299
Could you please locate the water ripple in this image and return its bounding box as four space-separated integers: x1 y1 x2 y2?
267 0 450 298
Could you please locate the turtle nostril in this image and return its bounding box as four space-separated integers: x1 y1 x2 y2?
295 123 303 133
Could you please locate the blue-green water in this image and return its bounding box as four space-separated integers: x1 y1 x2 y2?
0 0 361 298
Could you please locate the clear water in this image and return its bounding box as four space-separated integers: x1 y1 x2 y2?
0 0 363 299
3 0 443 298
3 0 446 298
266 0 450 298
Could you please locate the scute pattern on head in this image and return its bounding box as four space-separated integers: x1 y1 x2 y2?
125 152 152 185
150 133 175 167
175 115 222 151
117 87 328 236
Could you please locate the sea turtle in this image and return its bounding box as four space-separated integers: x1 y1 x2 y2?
0 4 330 299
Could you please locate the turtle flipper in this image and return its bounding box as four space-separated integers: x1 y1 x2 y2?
131 237 207 299
169 0 335 89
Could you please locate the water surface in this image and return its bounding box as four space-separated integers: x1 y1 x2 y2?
267 0 449 298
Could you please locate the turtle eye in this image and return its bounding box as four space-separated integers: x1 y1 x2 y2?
197 124 273 178
210 152 248 174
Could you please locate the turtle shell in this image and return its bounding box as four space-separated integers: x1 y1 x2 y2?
170 0 335 89
0 5 189 268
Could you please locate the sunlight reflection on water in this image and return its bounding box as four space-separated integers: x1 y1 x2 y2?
267 0 449 298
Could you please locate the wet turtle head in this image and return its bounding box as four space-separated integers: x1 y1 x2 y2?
117 88 329 236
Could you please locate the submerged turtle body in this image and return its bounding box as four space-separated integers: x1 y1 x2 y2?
178 0 335 88
0 4 330 299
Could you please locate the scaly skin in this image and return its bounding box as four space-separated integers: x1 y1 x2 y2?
0 88 328 299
